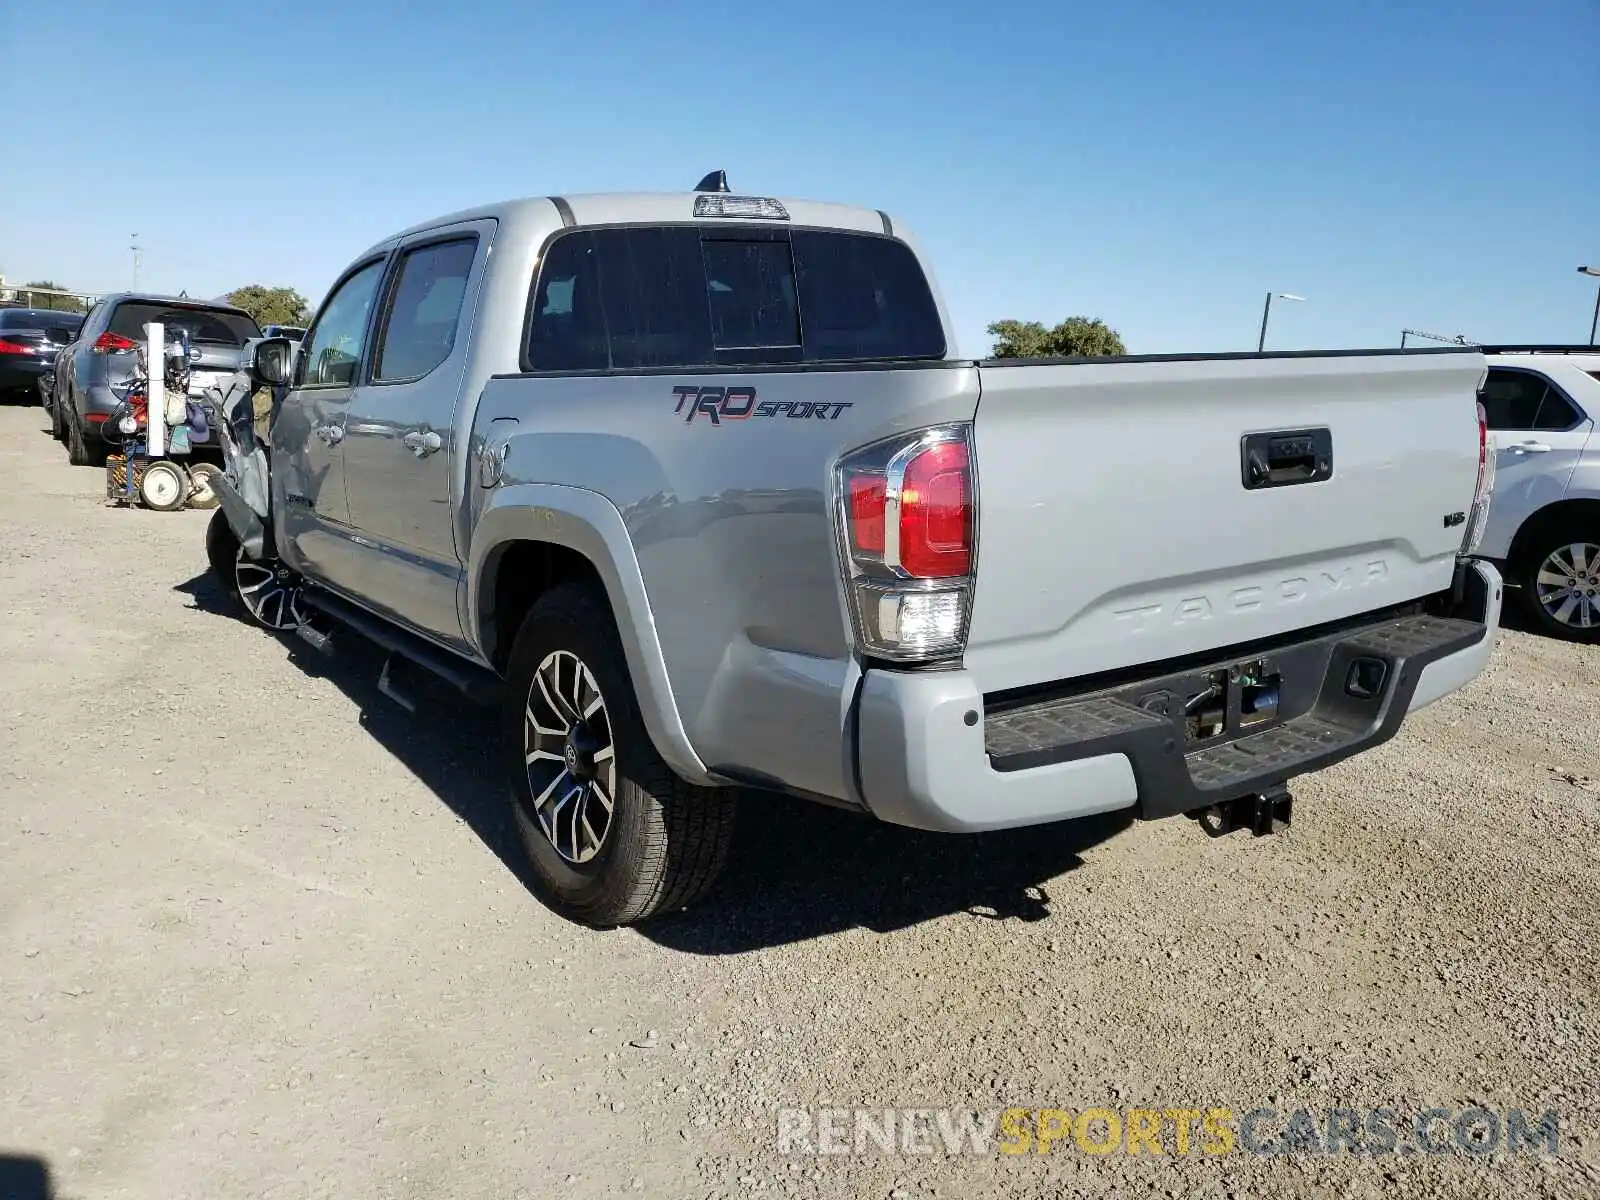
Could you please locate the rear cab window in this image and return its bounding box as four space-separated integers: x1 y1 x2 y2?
524 224 945 372
108 302 261 346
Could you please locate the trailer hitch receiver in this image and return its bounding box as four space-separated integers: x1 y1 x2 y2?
1194 787 1293 838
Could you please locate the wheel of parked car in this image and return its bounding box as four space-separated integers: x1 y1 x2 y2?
49 393 65 441
65 399 106 467
138 461 190 512
502 584 736 928
1515 527 1600 644
185 462 223 509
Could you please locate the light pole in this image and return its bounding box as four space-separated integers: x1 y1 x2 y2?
1257 292 1305 352
1580 266 1600 345
131 234 141 291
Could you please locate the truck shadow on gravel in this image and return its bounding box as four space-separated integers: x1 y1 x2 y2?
0 1154 54 1200
176 570 1133 952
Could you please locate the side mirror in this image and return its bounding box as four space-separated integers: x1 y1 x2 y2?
250 336 294 387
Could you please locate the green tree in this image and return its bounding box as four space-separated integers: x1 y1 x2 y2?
987 316 1127 358
224 284 311 328
20 281 87 313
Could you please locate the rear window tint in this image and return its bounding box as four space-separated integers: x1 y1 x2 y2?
109 302 261 346
524 224 944 372
598 226 713 369
701 239 800 350
792 231 945 362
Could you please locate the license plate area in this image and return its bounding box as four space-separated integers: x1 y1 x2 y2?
188 370 225 396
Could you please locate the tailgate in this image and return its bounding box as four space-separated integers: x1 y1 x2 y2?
963 350 1486 692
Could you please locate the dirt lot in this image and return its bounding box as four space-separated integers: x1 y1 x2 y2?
2 400 1597 1200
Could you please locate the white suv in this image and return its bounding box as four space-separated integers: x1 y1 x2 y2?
1476 346 1600 640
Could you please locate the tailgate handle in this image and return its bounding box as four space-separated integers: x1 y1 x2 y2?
1242 428 1332 490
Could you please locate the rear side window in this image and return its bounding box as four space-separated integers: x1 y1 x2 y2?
524 225 945 372
1533 388 1580 430
108 302 261 346
1481 369 1580 431
526 233 608 372
373 237 477 382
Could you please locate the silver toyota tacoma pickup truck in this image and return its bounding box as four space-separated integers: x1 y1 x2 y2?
207 175 1503 928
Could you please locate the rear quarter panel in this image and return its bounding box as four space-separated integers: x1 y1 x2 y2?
473 365 980 800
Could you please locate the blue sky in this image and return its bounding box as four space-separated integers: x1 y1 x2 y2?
2 0 1595 356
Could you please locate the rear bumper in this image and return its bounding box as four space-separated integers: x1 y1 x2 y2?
856 559 1501 833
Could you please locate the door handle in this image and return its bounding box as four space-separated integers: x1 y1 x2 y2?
314 423 345 445
403 428 443 458
1511 440 1552 454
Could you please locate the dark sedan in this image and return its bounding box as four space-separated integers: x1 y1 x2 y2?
0 308 84 400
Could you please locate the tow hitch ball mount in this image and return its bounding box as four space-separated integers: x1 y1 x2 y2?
1193 786 1293 838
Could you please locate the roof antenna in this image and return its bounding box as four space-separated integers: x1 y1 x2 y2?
694 170 730 193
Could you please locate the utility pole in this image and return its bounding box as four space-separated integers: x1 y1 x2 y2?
131 234 141 291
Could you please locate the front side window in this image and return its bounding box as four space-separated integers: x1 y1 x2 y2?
297 259 385 387
373 238 477 382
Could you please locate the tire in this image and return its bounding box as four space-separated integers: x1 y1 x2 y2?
205 509 240 586
186 462 223 509
1514 527 1600 643
139 460 189 512
66 400 107 467
503 584 736 928
49 394 65 441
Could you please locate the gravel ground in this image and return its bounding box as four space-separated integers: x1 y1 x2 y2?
1 400 1597 1200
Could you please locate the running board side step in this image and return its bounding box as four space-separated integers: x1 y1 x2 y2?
298 588 504 707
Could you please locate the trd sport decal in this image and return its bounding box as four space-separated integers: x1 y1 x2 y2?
672 385 853 426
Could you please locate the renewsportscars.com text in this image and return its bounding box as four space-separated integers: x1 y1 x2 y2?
776 1106 1560 1158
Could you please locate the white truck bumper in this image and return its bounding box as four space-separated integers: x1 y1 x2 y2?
856 560 1501 833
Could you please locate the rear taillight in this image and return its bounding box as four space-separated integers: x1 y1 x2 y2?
0 339 29 355
835 424 976 663
93 332 137 354
1461 400 1496 556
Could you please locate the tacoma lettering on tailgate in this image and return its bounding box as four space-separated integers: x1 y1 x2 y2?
1111 561 1391 630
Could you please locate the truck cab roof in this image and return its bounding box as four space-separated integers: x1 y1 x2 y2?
366 192 902 257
